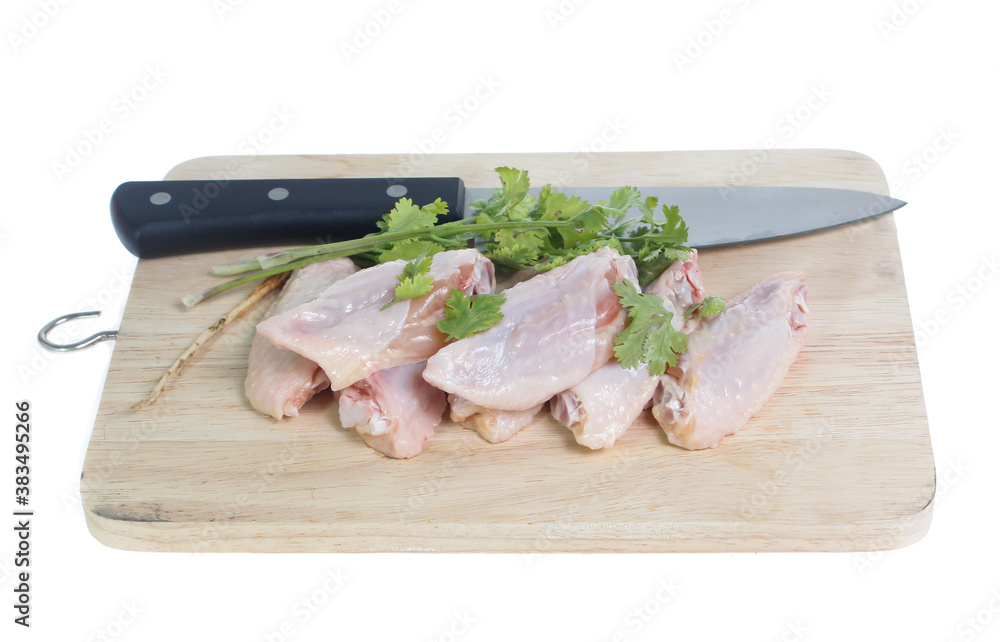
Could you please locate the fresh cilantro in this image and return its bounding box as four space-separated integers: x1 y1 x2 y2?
612 280 689 376
642 204 689 246
470 171 689 281
642 317 689 376
483 208 550 268
637 195 660 219
376 197 445 233
626 202 691 286
634 244 691 288
533 240 616 273
382 255 434 309
495 167 531 212
377 239 443 262
375 198 457 263
597 186 644 229
473 167 532 221
196 168 696 308
486 242 541 270
436 289 506 342
685 295 726 320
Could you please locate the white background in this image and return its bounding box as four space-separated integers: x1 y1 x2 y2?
2 0 998 640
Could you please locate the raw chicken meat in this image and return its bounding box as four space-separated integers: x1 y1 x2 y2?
652 272 808 450
550 251 705 449
245 259 357 419
550 361 661 449
423 247 638 412
448 395 544 444
338 362 447 459
450 265 552 444
644 250 707 332
257 249 495 391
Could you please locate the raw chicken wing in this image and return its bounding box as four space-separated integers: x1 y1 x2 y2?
652 272 808 450
245 259 357 419
448 395 544 444
338 362 447 459
423 247 638 412
257 249 494 390
550 251 705 449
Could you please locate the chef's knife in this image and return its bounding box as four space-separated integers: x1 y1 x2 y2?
111 177 906 258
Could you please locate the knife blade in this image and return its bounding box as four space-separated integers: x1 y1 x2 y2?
490 185 907 249
110 177 905 258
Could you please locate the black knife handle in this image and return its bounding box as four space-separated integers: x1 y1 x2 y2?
110 177 466 258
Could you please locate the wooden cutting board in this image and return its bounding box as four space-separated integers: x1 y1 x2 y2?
81 150 934 553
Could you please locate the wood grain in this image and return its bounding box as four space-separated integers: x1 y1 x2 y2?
81 150 934 552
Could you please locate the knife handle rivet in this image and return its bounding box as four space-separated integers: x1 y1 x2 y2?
386 184 407 198
149 191 171 205
268 187 290 201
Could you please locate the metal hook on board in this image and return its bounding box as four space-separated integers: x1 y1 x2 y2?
37 311 118 352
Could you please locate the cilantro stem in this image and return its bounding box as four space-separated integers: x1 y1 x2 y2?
212 255 276 276
184 252 358 308
191 219 576 306
255 220 574 270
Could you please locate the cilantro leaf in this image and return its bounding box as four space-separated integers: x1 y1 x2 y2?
611 307 651 368
637 195 660 220
530 192 596 251
612 280 690 375
373 198 461 262
496 167 531 209
533 239 618 273
437 289 506 342
602 186 643 220
642 320 689 375
377 198 447 234
382 255 434 309
377 239 443 263
623 202 692 287
492 227 547 251
634 245 691 287
474 167 532 222
487 243 541 270
685 295 726 320
535 192 588 222
468 169 693 282
420 198 450 218
395 271 434 301
646 204 689 246
614 277 651 312
564 204 607 237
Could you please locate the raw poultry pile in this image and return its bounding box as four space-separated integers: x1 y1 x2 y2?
228 168 808 458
